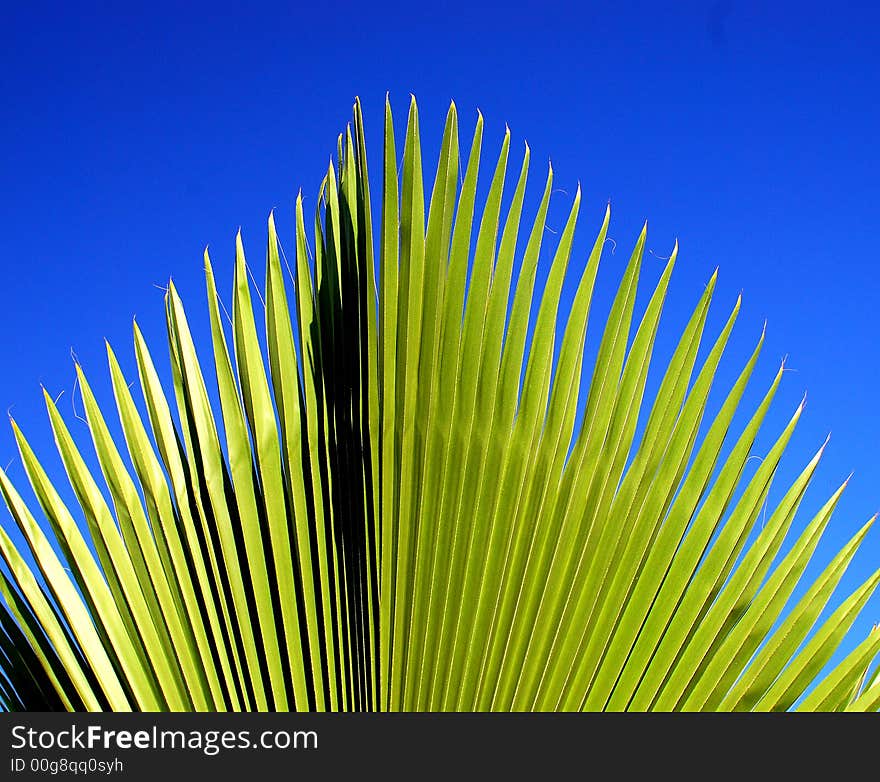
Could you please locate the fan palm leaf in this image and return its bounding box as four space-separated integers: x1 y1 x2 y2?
0 96 877 712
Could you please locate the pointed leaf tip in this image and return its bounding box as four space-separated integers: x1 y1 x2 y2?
166 279 180 304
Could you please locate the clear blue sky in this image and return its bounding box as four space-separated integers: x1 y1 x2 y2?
1 2 879 688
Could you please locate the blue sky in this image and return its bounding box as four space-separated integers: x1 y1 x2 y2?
1 1 879 695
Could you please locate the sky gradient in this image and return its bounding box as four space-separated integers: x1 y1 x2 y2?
2 2 879 686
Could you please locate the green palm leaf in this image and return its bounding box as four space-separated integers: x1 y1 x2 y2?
0 96 877 711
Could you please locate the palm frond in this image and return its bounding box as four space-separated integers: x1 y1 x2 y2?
0 96 877 711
